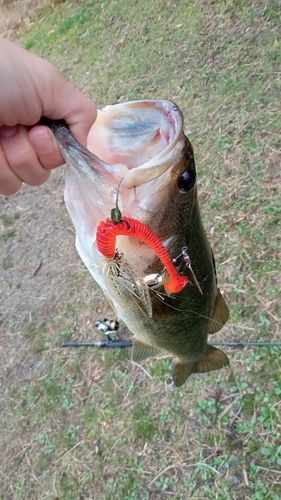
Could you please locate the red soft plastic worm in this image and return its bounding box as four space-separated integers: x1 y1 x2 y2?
96 217 188 294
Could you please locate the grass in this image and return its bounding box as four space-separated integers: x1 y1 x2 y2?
0 0 280 498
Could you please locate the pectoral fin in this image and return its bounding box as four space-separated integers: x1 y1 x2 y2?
132 340 160 361
172 362 195 387
172 345 229 387
208 289 229 334
104 258 152 317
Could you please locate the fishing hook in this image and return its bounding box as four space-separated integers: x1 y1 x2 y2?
110 178 130 229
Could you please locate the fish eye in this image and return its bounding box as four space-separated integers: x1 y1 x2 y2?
178 170 196 193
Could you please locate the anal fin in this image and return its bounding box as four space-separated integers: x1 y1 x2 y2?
132 340 160 362
195 345 229 373
172 345 229 387
208 289 229 334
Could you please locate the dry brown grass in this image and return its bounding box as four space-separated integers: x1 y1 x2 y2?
0 0 62 37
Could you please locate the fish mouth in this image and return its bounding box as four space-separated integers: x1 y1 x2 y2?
63 100 187 275
87 99 185 189
64 99 186 222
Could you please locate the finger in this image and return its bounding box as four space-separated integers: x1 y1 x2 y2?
0 125 50 187
38 65 97 146
0 145 22 195
0 41 97 146
62 95 97 147
28 125 65 169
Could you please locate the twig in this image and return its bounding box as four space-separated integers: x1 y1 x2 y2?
30 261 43 278
243 465 249 487
131 361 152 379
148 460 220 487
52 439 89 465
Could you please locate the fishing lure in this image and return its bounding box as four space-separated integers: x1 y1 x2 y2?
96 184 188 294
182 247 203 295
96 217 188 293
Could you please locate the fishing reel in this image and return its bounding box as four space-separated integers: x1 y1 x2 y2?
95 318 119 338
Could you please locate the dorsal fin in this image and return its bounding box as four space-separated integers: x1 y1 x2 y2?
208 289 229 334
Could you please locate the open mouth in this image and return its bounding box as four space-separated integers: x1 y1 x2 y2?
86 100 183 187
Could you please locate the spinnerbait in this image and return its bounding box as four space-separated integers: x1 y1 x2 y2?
96 182 188 294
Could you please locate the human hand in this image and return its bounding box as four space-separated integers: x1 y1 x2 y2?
0 39 97 195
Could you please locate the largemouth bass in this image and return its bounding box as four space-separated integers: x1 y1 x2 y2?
52 100 229 386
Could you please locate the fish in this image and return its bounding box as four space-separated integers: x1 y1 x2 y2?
51 100 229 386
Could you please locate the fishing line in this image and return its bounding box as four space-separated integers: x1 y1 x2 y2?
150 288 228 327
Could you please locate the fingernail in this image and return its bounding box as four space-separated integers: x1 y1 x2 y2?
0 125 17 138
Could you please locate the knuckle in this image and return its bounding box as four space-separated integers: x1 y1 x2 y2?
8 147 33 169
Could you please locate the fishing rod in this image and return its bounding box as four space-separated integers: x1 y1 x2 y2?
63 340 133 348
62 319 281 349
62 340 281 349
210 342 281 347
